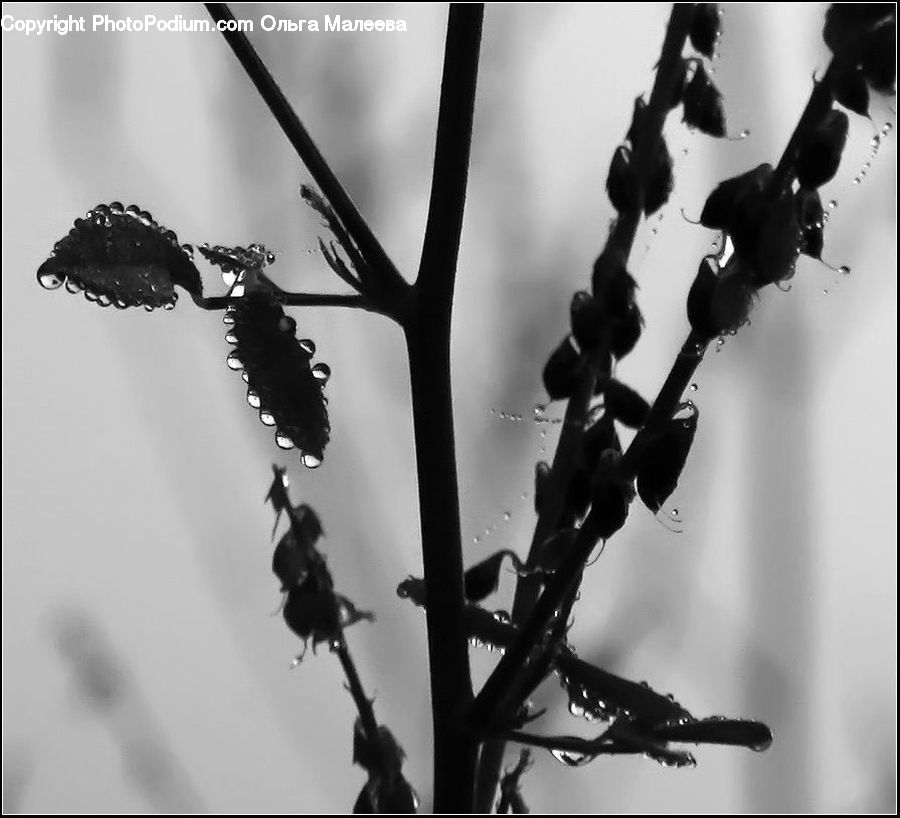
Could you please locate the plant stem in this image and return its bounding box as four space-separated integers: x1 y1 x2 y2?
404 5 483 812
191 292 376 311
334 637 389 781
473 4 694 804
204 3 406 295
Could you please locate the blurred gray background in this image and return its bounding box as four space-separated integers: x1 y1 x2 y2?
2 2 896 813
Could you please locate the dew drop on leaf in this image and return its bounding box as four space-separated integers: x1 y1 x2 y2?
38 270 64 290
247 390 261 409
299 338 316 356
275 432 294 450
301 453 322 469
225 331 238 344
311 363 331 384
226 352 244 370
260 410 276 426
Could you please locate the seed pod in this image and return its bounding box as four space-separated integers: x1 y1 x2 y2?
688 256 755 340
570 291 606 352
626 96 649 146
683 62 726 137
582 412 621 471
750 190 801 286
862 18 897 93
667 58 689 111
534 461 551 514
591 247 628 300
689 4 721 58
353 720 406 780
795 109 849 190
832 62 870 117
591 452 633 540
36 204 201 308
700 164 773 231
564 466 594 525
644 137 674 216
603 380 651 429
542 336 583 401
610 303 643 360
636 402 699 514
824 4 895 71
607 145 640 213
796 188 825 259
282 571 341 649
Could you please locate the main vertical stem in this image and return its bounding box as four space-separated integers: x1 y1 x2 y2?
407 4 484 812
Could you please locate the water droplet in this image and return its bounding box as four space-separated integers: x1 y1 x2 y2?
163 300 175 311
225 331 238 344
221 270 238 288
275 432 294 450
289 655 303 669
671 508 679 517
503 511 511 521
823 289 829 295
64 278 82 294
838 265 851 276
853 177 861 185
38 271 64 290
259 410 276 426
473 535 480 544
689 382 698 392
97 294 112 307
871 134 882 149
278 316 296 334
651 227 658 236
739 128 750 139
301 453 322 469
247 390 261 409
181 244 194 259
223 307 236 326
550 749 595 768
827 199 837 209
231 283 246 298
144 304 155 312
109 201 123 213
226 352 243 370
299 338 316 356
312 363 331 384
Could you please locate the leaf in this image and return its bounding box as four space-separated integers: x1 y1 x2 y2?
582 412 621 471
606 145 640 212
636 402 699 513
272 527 316 591
603 380 650 429
683 62 726 137
542 336 583 401
37 203 201 309
353 720 406 779
265 465 291 536
795 109 849 190
643 137 674 216
689 4 721 57
650 717 773 751
590 451 633 540
626 95 648 145
228 293 330 465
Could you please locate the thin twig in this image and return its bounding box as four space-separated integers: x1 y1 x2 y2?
204 3 407 298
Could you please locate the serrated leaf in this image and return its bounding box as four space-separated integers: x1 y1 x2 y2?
636 402 699 513
37 203 200 309
228 293 330 465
